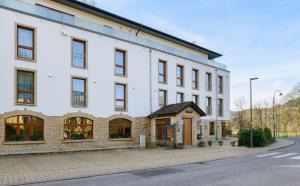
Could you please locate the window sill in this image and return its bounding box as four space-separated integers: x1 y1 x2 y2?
15 57 36 63
63 139 95 143
109 138 133 141
3 141 45 145
15 103 36 107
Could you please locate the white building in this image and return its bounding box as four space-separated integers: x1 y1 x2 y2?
0 0 230 153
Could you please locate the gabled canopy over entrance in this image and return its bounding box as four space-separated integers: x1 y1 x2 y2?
148 101 206 118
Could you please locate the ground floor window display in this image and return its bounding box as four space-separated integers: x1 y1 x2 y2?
109 118 131 139
5 115 44 141
64 117 93 140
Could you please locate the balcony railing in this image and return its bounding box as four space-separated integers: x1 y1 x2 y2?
0 0 227 70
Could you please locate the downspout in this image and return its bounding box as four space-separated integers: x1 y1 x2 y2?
149 49 153 113
215 68 218 140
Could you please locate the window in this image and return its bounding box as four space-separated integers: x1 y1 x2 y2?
218 76 223 94
192 95 199 105
115 49 126 76
17 25 35 60
209 122 215 135
192 69 199 89
72 77 87 107
16 70 35 105
158 89 167 107
64 117 93 140
115 83 127 111
156 118 170 140
5 115 43 141
158 60 167 83
177 92 184 103
218 98 223 117
205 72 212 91
206 97 212 115
176 65 184 87
72 39 86 68
109 118 131 138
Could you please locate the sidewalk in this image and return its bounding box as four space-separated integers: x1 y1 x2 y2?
0 139 294 186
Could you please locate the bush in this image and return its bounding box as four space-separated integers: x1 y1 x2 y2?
264 127 272 141
238 128 267 147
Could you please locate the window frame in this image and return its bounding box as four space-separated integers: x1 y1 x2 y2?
205 72 212 91
218 75 223 94
218 98 223 117
158 89 167 107
63 117 93 140
158 60 167 84
192 68 199 90
71 38 87 69
114 48 127 77
109 118 132 139
176 92 184 103
16 24 36 61
206 96 212 115
115 83 127 111
15 68 36 106
176 64 184 87
209 122 215 136
5 115 44 142
71 76 88 108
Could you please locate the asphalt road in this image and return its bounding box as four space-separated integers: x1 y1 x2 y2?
30 138 300 186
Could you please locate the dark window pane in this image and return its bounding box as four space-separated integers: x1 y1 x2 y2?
17 71 34 104
5 116 44 141
109 118 131 138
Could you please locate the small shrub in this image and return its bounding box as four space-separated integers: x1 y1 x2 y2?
264 127 272 141
238 128 267 147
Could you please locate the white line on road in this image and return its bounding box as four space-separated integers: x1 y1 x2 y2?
289 156 300 160
272 153 298 158
255 152 281 158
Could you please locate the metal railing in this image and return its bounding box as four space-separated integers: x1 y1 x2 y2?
0 0 227 70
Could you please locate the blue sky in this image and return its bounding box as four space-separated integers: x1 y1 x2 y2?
93 0 300 109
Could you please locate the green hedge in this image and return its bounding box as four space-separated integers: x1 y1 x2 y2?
238 128 267 147
264 127 272 141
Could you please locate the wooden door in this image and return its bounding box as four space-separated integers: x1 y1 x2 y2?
184 118 192 145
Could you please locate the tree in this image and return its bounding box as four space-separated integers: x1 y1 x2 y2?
234 97 247 129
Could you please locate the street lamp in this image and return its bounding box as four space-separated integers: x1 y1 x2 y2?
273 90 283 141
250 77 259 148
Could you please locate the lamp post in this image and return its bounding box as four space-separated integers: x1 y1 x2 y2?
272 90 283 141
250 77 259 148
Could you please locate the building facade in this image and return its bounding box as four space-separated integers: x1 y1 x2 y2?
0 0 230 154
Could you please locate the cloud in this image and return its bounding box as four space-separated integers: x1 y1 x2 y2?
93 0 136 12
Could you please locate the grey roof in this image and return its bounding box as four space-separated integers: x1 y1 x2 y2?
148 102 206 118
53 0 222 59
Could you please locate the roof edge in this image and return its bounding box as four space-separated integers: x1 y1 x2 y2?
53 0 222 59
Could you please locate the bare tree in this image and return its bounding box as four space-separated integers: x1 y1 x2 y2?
254 102 264 128
234 97 247 129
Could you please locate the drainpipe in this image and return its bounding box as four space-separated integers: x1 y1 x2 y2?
149 49 153 113
215 68 218 141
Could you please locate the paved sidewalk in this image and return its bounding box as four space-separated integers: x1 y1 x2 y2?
0 139 294 186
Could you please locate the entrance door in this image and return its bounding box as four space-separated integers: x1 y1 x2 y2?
183 118 192 145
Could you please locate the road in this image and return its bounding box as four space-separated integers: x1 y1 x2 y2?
29 138 300 186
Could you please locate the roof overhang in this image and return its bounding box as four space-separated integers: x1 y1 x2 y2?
53 0 222 59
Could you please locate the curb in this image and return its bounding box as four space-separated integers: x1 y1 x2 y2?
268 140 296 151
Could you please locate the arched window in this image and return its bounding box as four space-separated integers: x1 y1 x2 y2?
5 115 44 141
109 118 131 139
64 117 93 140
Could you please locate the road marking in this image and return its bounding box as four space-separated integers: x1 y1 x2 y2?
272 153 298 158
289 156 300 160
255 152 281 158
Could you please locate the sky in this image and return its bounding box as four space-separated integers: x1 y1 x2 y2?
92 0 300 110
